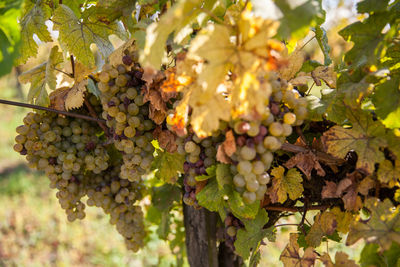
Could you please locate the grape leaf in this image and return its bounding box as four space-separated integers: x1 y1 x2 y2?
357 0 390 13
275 0 325 42
53 5 123 67
19 46 63 107
152 150 185 183
284 151 325 180
330 207 353 234
140 0 217 69
377 160 400 188
195 165 216 181
372 77 400 129
18 1 52 64
339 12 388 68
227 187 260 220
346 198 400 250
320 251 359 267
234 209 274 260
268 166 303 204
322 110 387 175
311 66 336 89
0 1 22 77
280 233 318 267
279 45 305 81
312 26 332 66
65 79 88 110
152 183 181 211
196 179 226 219
216 164 231 189
360 243 400 267
306 211 337 247
97 0 136 31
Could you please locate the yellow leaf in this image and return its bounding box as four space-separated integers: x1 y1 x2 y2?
65 80 88 110
279 45 305 81
311 66 337 88
268 166 303 204
190 93 230 137
306 211 337 247
377 160 400 188
331 207 353 234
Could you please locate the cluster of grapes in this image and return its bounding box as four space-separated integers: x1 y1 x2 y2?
229 80 307 204
14 104 109 221
179 131 223 207
86 163 145 252
14 96 147 251
98 52 155 182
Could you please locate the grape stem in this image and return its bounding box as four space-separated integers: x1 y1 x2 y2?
0 99 106 123
84 99 110 137
281 142 345 165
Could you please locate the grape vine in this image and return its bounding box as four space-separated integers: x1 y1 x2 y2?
1 0 400 266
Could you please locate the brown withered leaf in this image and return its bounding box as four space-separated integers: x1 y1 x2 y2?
65 80 88 110
357 176 375 196
280 233 317 267
154 128 178 153
311 66 336 89
322 172 365 211
323 172 363 211
160 67 182 100
195 180 208 194
320 252 359 267
49 87 70 111
285 151 326 179
216 130 236 163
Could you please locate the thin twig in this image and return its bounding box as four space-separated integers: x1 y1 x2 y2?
264 205 329 213
200 8 231 27
54 67 73 78
84 99 110 137
274 223 299 228
70 55 75 79
300 200 308 236
0 99 105 123
281 142 345 165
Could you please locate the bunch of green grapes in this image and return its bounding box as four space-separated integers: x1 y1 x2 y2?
179 129 224 206
86 163 146 252
98 52 155 182
229 79 308 204
14 104 110 221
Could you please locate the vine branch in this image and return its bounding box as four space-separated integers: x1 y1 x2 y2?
281 142 345 165
0 99 105 123
84 99 110 137
264 205 329 213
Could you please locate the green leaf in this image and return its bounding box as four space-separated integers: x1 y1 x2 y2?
97 0 137 31
322 109 387 174
300 60 324 73
196 179 226 219
312 26 332 66
339 12 388 68
18 1 52 64
52 5 124 67
152 150 185 183
19 46 63 107
306 88 347 123
195 165 216 181
234 209 274 260
360 243 386 267
152 184 181 211
372 77 400 129
228 187 260 220
357 0 389 13
275 0 325 41
157 211 171 239
0 2 22 76
86 78 101 99
346 198 400 250
216 164 231 189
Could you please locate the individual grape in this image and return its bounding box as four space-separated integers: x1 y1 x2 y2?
227 226 237 237
263 136 281 151
239 146 256 161
233 174 246 188
269 122 283 137
283 112 296 125
246 179 259 192
258 172 271 185
237 161 252 175
243 191 256 204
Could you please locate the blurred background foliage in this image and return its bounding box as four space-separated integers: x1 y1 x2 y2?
0 0 365 266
